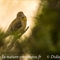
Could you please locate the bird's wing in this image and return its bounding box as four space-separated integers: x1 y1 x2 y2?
5 19 22 37
11 20 22 31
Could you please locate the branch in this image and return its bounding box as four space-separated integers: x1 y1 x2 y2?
7 26 29 48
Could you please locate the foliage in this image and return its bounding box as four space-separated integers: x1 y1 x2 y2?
31 0 60 60
0 0 60 60
0 27 29 60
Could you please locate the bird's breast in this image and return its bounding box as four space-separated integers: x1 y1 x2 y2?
21 20 27 29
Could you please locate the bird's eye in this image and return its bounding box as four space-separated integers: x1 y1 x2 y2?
21 14 24 18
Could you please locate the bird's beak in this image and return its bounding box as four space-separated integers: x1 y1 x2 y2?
23 16 27 21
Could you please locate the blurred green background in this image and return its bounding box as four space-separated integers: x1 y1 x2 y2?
0 0 60 60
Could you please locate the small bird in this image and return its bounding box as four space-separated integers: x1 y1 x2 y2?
5 11 27 38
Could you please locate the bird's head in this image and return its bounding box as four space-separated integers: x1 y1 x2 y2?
17 11 27 21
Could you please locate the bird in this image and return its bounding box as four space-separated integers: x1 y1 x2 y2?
4 11 27 38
